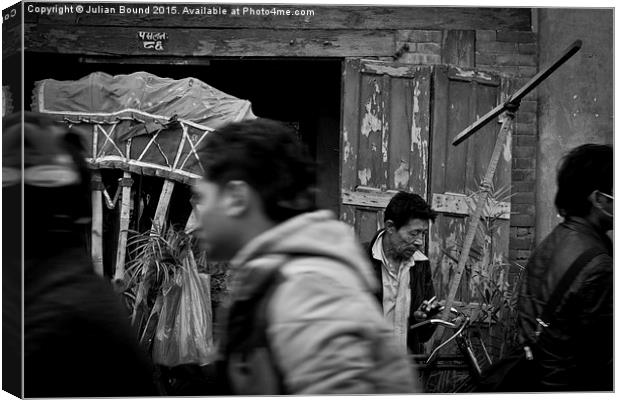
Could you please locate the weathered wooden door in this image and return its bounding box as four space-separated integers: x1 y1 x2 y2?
340 59 432 242
428 65 512 305
340 59 512 311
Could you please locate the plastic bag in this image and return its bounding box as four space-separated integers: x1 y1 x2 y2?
152 255 215 367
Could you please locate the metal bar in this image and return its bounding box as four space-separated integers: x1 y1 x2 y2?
452 40 581 146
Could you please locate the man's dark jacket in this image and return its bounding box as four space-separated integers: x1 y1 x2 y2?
363 229 436 354
25 236 158 397
517 217 613 391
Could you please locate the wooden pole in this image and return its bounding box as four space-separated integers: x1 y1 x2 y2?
452 40 581 146
151 179 175 234
113 171 134 283
91 171 104 276
433 108 516 345
184 207 199 234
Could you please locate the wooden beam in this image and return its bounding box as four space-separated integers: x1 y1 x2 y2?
25 25 396 57
360 61 429 78
29 6 530 31
79 56 211 65
431 192 510 220
446 66 500 86
452 40 582 146
342 187 399 209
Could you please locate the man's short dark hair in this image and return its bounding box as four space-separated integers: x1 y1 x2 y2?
384 191 437 230
555 143 613 218
198 118 317 222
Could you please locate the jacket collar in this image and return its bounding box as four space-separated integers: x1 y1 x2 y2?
369 230 428 264
562 216 613 254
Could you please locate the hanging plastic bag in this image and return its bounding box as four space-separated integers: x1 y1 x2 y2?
152 252 214 367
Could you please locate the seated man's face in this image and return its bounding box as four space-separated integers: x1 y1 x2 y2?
389 218 429 260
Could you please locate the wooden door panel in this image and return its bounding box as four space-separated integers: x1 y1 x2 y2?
388 76 431 197
445 79 472 194
428 66 512 301
358 73 389 189
341 59 512 309
341 59 431 244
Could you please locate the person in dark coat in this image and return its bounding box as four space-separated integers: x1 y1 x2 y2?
363 191 441 354
517 144 613 391
11 112 158 397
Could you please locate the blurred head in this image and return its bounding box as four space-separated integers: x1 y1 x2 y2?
194 118 316 260
383 191 437 260
3 112 91 255
555 143 613 231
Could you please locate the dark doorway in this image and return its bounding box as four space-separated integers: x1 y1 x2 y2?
24 54 343 213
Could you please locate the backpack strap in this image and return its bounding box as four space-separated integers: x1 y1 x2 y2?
224 251 372 394
251 268 288 393
537 247 606 332
219 256 289 394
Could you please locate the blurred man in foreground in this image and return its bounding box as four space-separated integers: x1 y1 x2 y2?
194 118 418 394
11 112 157 397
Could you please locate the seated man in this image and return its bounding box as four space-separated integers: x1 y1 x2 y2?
363 191 440 354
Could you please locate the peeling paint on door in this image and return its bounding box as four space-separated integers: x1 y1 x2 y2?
361 81 382 137
358 168 372 185
411 80 421 152
343 128 351 162
394 160 409 188
366 65 414 77
382 123 389 162
410 79 428 196
361 103 382 137
454 66 493 81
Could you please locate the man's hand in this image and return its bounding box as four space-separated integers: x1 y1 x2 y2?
413 297 444 321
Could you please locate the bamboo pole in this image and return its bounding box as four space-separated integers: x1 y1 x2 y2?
184 207 199 234
91 171 104 276
113 171 134 283
433 109 515 346
151 179 175 234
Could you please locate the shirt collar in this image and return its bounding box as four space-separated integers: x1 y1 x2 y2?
372 231 385 261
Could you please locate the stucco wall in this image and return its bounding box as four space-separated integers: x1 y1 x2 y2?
536 8 613 241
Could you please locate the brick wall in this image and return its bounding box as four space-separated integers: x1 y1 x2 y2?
393 28 539 269
396 30 443 64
